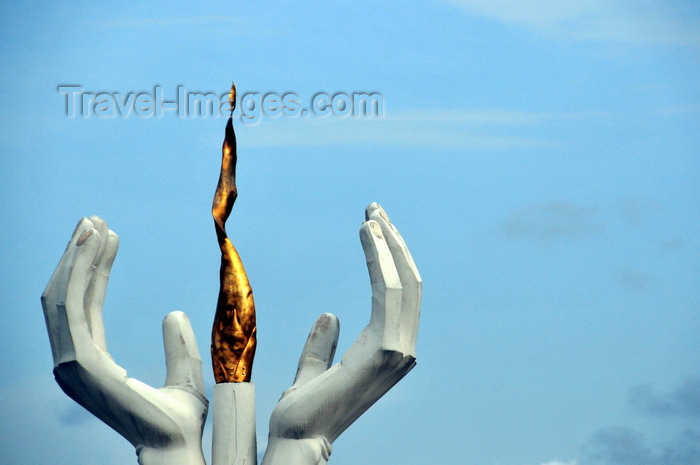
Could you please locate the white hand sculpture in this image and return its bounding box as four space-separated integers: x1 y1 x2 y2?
41 216 208 465
262 203 422 465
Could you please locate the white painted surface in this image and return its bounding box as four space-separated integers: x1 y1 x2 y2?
41 217 208 465
261 203 422 465
42 204 421 465
213 383 257 465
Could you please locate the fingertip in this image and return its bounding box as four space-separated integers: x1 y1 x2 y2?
65 227 101 308
359 220 383 254
365 202 380 220
163 309 186 321
102 230 119 265
162 311 199 358
365 201 391 221
68 218 95 250
318 312 339 330
292 313 341 387
107 230 119 246
71 217 93 237
163 311 204 391
310 313 340 351
75 227 98 247
88 215 107 235
87 216 109 263
360 219 384 243
73 229 102 277
305 313 339 355
162 310 189 335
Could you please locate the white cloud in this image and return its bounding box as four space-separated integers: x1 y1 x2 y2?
441 0 700 46
387 108 553 125
103 15 245 28
234 108 600 149
540 460 578 465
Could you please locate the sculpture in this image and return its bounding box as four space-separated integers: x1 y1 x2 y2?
261 202 421 465
40 84 422 465
211 83 257 384
41 217 209 465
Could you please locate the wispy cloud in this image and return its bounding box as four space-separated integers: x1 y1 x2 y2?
629 376 700 418
502 201 603 241
582 426 700 465
236 108 598 149
240 118 547 149
615 197 654 226
541 460 577 465
0 376 130 465
583 426 654 465
441 0 700 46
388 108 553 125
103 15 245 29
58 402 92 426
614 268 652 292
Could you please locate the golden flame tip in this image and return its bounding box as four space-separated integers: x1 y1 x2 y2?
228 82 236 109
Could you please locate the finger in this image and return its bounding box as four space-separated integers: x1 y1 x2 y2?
366 203 422 357
42 217 96 365
365 203 421 281
292 313 340 388
359 220 402 353
87 215 109 265
163 311 205 395
82 216 108 344
84 225 119 352
56 227 102 364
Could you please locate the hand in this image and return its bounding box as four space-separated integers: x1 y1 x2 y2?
41 217 208 465
262 203 422 465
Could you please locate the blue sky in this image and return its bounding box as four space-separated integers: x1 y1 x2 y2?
1 1 699 464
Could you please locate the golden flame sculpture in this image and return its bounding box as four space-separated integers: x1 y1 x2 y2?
211 82 257 383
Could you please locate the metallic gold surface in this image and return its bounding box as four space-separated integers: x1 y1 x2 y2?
211 82 257 383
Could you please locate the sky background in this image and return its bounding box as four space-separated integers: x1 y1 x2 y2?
1 1 699 464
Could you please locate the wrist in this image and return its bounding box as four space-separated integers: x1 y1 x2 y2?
261 437 331 465
135 445 206 465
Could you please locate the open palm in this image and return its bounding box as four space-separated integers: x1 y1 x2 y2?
262 203 422 465
41 216 208 465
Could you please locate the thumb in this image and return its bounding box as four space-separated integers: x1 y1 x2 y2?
162 311 205 394
292 313 340 388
